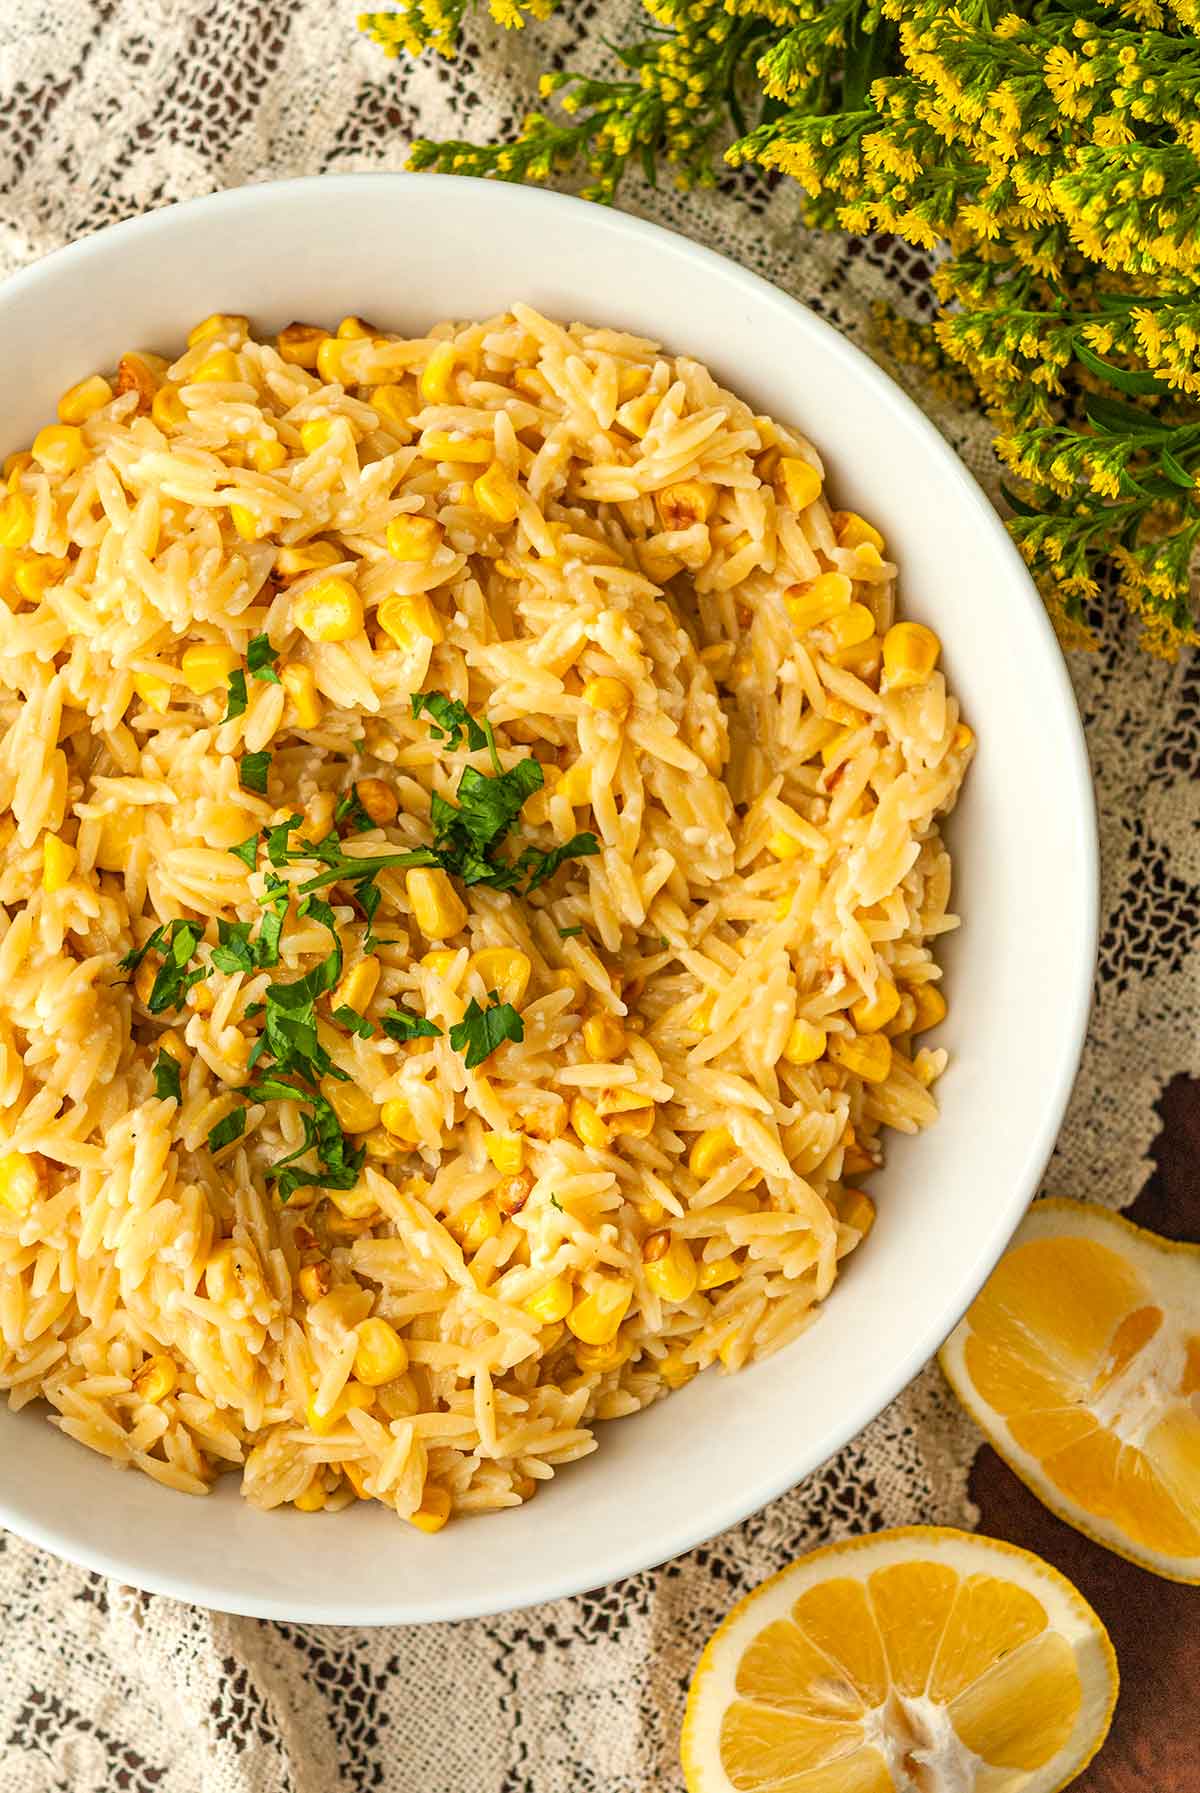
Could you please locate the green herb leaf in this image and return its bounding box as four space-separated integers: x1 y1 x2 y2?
265 812 304 868
247 633 281 685
154 1050 182 1103
334 788 375 834
1073 341 1171 398
380 1006 442 1043
411 692 491 755
519 831 600 893
558 925 583 938
448 995 524 1070
208 1107 247 1153
1159 447 1195 490
144 920 208 1015
240 751 271 795
223 669 248 722
333 1004 376 1039
229 832 260 871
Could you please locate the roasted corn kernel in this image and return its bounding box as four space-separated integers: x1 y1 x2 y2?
377 591 445 649
354 778 398 826
372 383 418 430
280 662 322 728
379 1097 417 1146
42 833 77 892
836 1186 876 1239
574 1336 630 1373
644 1237 698 1304
277 322 328 367
778 457 823 511
180 643 240 695
567 1276 633 1345
659 1351 696 1390
293 576 363 643
248 436 288 473
318 1076 380 1136
297 1262 333 1304
833 511 885 554
474 463 521 525
299 417 337 454
0 1151 39 1216
781 1019 827 1066
406 1484 452 1533
784 572 853 634
697 1256 741 1292
229 503 262 542
524 1274 574 1325
607 1105 655 1139
0 494 34 550
192 349 239 384
582 676 631 716
485 1131 525 1175
276 539 341 577
458 1198 501 1253
133 1354 177 1404
354 1316 409 1386
406 867 467 940
494 1171 532 1216
132 671 171 714
851 977 902 1033
334 954 381 1017
883 622 941 690
420 429 491 464
151 386 188 432
826 603 876 653
582 1013 625 1062
419 342 457 405
57 374 113 424
31 424 85 478
468 947 530 1008
828 1031 893 1084
306 1381 374 1436
116 351 164 410
656 481 715 529
570 1095 611 1152
910 983 947 1034
293 1477 328 1512
188 313 248 349
385 515 442 562
14 553 70 602
688 1126 737 1181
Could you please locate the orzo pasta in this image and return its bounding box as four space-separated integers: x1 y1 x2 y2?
0 306 971 1525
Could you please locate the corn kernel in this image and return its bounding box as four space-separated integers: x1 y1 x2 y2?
248 436 288 473
336 315 373 340
14 553 70 601
306 1381 374 1436
293 576 363 643
883 621 941 690
316 338 358 385
379 1097 418 1146
420 429 491 464
659 1350 696 1390
377 591 445 649
132 671 171 714
953 722 974 753
0 494 34 549
58 374 113 424
280 662 323 728
607 1105 655 1139
468 946 531 1008
419 342 457 405
494 1171 532 1217
826 604 876 653
340 1457 372 1499
828 1031 893 1083
188 313 248 349
841 1123 877 1178
180 643 239 695
293 1478 328 1512
911 984 947 1034
524 1274 573 1324
31 424 85 478
473 461 521 525
385 515 442 562
821 725 858 769
349 779 395 827
550 966 586 1006
298 1262 332 1303
276 321 328 367
485 1129 525 1176
778 457 823 511
3 451 30 488
133 1354 177 1404
133 956 158 1006
229 504 262 542
833 511 885 554
885 992 917 1038
276 539 342 578
688 1126 737 1181
616 390 658 437
151 386 188 432
851 977 902 1033
40 832 77 893
372 383 418 430
458 1198 501 1253
582 1013 625 1062
634 1196 666 1226
836 1187 876 1239
557 761 591 807
191 350 239 384
582 677 631 716
406 867 467 940
299 417 336 454
655 480 715 529
354 1316 409 1386
115 351 164 411
784 572 853 634
574 1336 631 1373
782 1018 827 1065
318 1075 380 1135
421 948 460 981
768 829 805 861
697 1256 741 1292
333 956 380 1019
407 1483 452 1533
567 1276 633 1345
571 1095 611 1151
513 366 552 401
327 1180 380 1222
644 1237 698 1304
0 1151 39 1216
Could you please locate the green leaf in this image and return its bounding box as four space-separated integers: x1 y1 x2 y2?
558 925 583 939
154 1050 182 1103
1074 340 1170 398
334 788 375 834
448 995 524 1070
411 692 492 755
1083 393 1169 436
520 831 600 892
240 752 271 795
138 920 207 1014
247 633 280 684
380 1006 442 1043
333 1004 376 1039
208 1107 247 1153
1159 448 1195 490
265 813 304 868
229 833 259 870
223 669 248 722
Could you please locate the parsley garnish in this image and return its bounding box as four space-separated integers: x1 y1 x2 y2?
517 833 601 893
411 692 497 764
549 1193 563 1212
246 1078 365 1202
558 925 583 939
230 832 259 871
334 788 375 834
247 633 280 685
154 1050 182 1103
118 920 209 1014
380 1006 442 1043
448 994 524 1070
223 669 248 722
333 1004 375 1039
240 751 271 795
208 1107 247 1153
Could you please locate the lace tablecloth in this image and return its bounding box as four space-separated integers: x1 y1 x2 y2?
2 5 1197 1789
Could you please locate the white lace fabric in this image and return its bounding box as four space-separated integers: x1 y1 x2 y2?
1 4 1196 1788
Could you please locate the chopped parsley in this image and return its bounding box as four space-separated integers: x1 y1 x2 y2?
154 1050 182 1103
223 669 248 722
380 1006 442 1043
558 925 583 939
208 1107 247 1153
448 994 524 1070
246 1078 365 1202
118 919 209 1014
240 751 271 795
411 692 496 763
334 788 375 834
247 633 280 685
333 1004 375 1039
229 832 259 871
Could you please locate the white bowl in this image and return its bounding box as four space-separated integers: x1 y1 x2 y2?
0 175 1097 1623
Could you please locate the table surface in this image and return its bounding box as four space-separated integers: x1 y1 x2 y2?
970 1074 1198 1793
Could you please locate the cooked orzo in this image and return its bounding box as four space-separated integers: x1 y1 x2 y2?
0 305 971 1526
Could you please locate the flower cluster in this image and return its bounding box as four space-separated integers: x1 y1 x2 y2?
363 0 1200 655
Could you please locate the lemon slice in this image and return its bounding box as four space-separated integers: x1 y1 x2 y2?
941 1197 1200 1582
681 1525 1116 1793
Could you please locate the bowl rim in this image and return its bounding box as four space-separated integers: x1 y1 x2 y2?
0 172 1098 1623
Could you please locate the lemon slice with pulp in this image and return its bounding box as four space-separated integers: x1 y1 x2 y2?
681 1525 1116 1793
940 1196 1200 1582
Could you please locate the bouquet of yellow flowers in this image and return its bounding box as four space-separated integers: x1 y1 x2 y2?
360 0 1200 657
